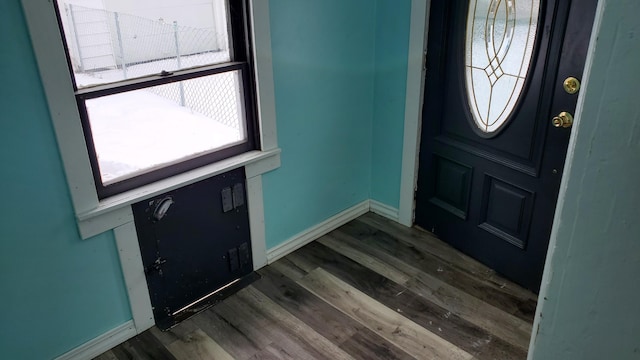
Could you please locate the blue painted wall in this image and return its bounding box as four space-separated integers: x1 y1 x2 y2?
263 0 376 247
530 1 640 358
370 0 412 209
2 0 385 357
0 1 132 359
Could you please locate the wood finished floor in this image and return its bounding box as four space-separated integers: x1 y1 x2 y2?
95 213 537 360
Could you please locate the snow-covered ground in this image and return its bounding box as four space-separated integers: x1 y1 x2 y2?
75 51 243 185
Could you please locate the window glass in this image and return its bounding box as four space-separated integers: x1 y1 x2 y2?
85 70 246 184
54 0 256 198
465 0 540 134
56 0 230 88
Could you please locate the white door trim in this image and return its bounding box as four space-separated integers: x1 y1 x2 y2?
398 0 431 226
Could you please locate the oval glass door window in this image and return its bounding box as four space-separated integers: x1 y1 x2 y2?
465 0 540 134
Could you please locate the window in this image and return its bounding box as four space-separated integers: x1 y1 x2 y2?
54 0 258 198
465 0 540 134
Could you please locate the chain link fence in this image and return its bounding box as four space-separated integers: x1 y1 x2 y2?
148 72 243 132
59 2 241 130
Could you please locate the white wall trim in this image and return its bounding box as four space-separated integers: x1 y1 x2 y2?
370 200 400 222
246 175 268 270
266 201 371 263
54 320 136 360
399 0 430 227
20 0 98 215
250 0 278 151
79 206 133 240
113 222 155 334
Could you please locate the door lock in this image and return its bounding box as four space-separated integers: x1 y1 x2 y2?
552 111 573 128
563 77 581 94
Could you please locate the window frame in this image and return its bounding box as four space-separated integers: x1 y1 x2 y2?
53 0 261 198
21 0 279 239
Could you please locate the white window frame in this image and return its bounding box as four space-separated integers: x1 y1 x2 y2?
21 0 278 334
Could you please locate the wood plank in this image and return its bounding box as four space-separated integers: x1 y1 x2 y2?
165 329 234 360
358 214 489 276
295 241 527 359
110 330 177 360
93 350 118 360
268 256 311 281
248 341 316 360
339 330 418 360
190 308 262 360
149 320 200 347
357 214 537 302
256 264 417 360
298 268 474 360
247 344 295 360
214 286 357 360
339 220 537 322
255 265 363 344
322 231 533 351
315 233 411 286
247 346 284 360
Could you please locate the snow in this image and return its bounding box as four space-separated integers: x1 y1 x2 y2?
74 52 242 185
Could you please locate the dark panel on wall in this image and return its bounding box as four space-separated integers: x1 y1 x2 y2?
429 156 473 219
479 175 535 249
132 167 255 330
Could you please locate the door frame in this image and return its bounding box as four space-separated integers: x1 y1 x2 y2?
399 0 605 354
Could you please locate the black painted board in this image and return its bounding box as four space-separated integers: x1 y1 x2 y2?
132 167 253 329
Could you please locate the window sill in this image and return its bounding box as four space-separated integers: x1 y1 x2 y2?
77 148 281 239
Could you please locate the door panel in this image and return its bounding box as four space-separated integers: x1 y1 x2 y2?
416 0 598 292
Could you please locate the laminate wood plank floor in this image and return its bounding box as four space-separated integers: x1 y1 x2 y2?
95 213 537 360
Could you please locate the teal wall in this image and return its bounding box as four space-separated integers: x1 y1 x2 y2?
263 0 376 247
530 1 640 358
2 0 395 358
370 0 412 208
0 1 132 359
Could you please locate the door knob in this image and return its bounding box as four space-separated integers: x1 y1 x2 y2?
552 111 573 128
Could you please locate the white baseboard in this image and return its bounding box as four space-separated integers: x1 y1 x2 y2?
266 200 370 263
370 200 400 222
55 320 136 360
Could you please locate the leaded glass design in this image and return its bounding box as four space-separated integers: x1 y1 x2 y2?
465 0 540 134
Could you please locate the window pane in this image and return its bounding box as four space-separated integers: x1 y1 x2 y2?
465 0 540 134
56 0 230 88
85 70 246 185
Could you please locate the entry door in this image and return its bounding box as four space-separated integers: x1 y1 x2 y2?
415 0 597 292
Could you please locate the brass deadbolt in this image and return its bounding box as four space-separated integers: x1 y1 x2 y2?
552 111 574 128
563 77 581 94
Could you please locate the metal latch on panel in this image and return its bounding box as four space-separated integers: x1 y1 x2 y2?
232 183 245 208
146 257 167 276
153 196 174 221
222 183 245 212
221 187 233 212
